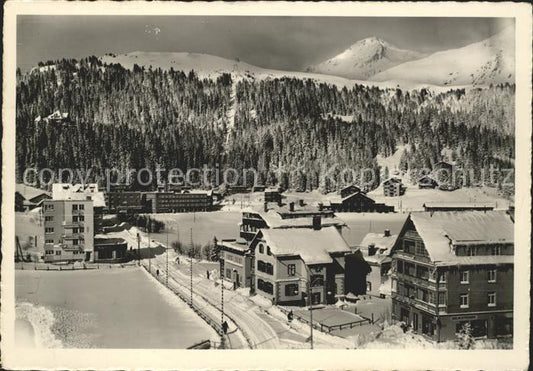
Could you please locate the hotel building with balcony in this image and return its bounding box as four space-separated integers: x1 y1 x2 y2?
390 211 514 341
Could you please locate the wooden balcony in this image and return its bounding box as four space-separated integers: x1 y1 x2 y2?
392 292 447 315
392 272 446 291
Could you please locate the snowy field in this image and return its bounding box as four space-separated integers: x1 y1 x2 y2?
15 267 218 348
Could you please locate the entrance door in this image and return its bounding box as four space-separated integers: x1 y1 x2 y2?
400 308 409 323
413 313 419 332
311 292 321 305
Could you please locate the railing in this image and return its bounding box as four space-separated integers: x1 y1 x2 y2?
142 264 249 350
395 251 432 265
391 292 447 315
277 306 372 334
392 272 444 291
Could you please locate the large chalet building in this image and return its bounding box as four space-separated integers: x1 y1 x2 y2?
390 211 514 341
248 225 369 305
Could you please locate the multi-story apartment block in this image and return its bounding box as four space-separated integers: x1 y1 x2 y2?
391 211 514 341
143 190 212 213
43 198 94 262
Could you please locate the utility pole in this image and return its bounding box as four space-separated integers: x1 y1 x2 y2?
190 227 193 307
166 227 169 288
148 221 151 274
137 232 141 266
303 264 314 350
308 279 314 350
220 247 225 348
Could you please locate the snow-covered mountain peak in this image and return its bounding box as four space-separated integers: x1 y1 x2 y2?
307 36 425 80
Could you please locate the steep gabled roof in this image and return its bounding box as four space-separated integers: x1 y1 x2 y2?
408 211 514 265
260 226 351 265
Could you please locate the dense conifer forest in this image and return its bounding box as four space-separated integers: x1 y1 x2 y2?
16 57 515 192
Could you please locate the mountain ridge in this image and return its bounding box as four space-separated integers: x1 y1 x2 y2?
307 37 426 80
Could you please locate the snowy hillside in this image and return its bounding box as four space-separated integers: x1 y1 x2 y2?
370 26 515 86
99 51 445 91
307 37 425 80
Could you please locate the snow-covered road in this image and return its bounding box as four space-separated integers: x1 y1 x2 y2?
143 249 354 349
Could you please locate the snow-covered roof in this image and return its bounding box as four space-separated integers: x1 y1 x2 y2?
52 183 106 208
15 184 51 201
423 202 495 209
260 226 351 265
219 239 249 252
326 191 375 205
409 211 514 265
360 232 398 264
242 206 345 229
383 177 402 185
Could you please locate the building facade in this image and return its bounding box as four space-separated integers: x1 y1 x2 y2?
239 204 345 241
143 191 212 213
390 211 514 341
248 225 360 305
106 191 144 214
383 178 406 197
218 239 252 289
327 192 395 213
43 199 94 262
360 229 398 297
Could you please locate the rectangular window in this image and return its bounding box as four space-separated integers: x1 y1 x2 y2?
488 269 497 283
72 204 78 211
391 279 397 292
45 239 54 244
45 250 54 255
491 246 501 256
460 294 469 308
285 283 298 296
438 293 446 306
466 246 477 256
55 250 62 256
403 239 415 254
460 271 469 284
45 216 53 222
73 228 79 234
397 260 404 273
79 204 85 210
439 271 447 283
267 246 271 256
488 292 496 307
79 215 85 221
288 264 296 276
45 227 54 233
73 239 79 245
73 216 78 222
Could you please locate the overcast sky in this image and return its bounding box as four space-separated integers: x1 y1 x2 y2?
17 16 513 72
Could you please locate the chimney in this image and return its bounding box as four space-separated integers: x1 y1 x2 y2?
264 201 268 212
289 202 295 212
299 199 305 207
368 243 377 256
312 215 321 230
318 202 324 211
384 229 391 237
